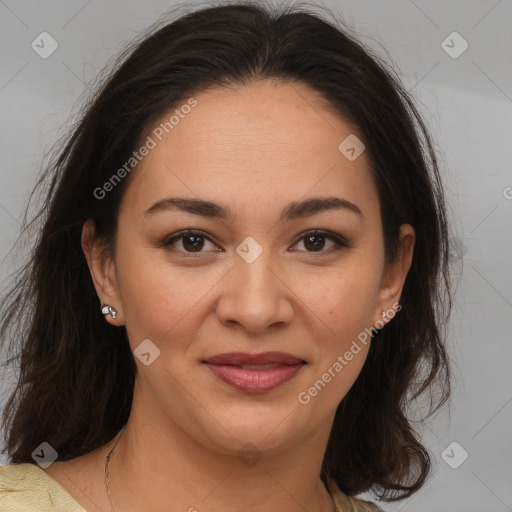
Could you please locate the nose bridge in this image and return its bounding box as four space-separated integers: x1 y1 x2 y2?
235 235 280 301
218 235 293 331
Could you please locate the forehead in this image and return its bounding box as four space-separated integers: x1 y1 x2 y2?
120 79 379 223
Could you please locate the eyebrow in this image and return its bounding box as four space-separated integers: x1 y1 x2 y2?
144 196 363 221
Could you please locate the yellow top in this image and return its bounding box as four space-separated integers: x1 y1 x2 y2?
0 463 382 511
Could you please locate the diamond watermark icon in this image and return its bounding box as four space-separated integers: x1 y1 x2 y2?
338 134 365 161
237 442 262 468
134 338 161 366
236 236 263 264
31 32 59 59
441 32 468 59
31 442 58 469
441 441 469 469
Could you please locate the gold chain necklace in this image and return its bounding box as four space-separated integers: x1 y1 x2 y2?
104 426 126 511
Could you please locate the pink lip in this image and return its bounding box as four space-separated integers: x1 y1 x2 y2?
204 351 304 366
203 352 306 393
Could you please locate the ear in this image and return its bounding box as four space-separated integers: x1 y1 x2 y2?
373 223 415 327
81 219 124 326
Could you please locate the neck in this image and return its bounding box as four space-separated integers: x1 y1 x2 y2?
104 399 336 512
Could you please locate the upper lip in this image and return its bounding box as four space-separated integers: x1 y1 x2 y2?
203 351 306 366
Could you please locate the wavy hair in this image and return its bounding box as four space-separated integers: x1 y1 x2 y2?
1 0 453 502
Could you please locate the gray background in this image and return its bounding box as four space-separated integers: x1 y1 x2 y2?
0 1 511 511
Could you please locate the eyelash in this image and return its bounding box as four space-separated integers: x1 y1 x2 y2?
162 229 350 258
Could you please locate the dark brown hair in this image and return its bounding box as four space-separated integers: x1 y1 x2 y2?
1 0 453 503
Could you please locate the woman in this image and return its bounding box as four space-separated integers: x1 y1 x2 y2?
0 2 453 511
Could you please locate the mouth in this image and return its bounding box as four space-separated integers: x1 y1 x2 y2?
202 352 307 393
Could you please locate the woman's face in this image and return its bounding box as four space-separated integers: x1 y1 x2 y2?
85 79 414 455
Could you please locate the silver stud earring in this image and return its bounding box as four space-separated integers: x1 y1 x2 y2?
101 304 117 319
381 310 387 318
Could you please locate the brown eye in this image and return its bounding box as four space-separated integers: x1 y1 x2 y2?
292 230 348 255
163 229 348 257
163 230 218 254
302 233 328 251
181 234 206 252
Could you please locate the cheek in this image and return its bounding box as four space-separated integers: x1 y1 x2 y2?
316 265 380 344
309 283 375 405
115 245 224 348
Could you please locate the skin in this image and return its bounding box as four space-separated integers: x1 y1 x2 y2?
44 79 414 512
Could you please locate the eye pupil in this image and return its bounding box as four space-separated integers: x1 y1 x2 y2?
304 234 325 252
183 235 204 252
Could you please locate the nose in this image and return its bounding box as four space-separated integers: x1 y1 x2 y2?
215 249 294 334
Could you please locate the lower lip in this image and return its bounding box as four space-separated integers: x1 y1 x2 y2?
204 363 305 393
